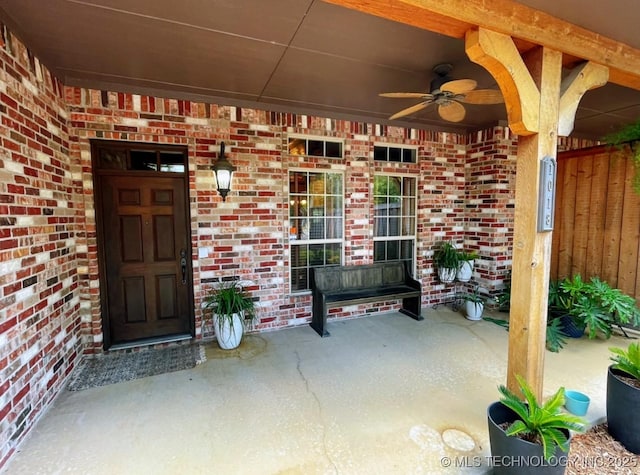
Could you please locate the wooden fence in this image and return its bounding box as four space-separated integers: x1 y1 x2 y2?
551 144 640 302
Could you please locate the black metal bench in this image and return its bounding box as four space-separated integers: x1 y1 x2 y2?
309 261 423 337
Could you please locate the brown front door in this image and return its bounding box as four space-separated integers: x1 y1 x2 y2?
95 145 193 346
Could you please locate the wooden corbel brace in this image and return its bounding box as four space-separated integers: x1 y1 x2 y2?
465 28 540 136
558 62 609 136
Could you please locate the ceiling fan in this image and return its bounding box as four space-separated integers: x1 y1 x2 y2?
380 63 504 123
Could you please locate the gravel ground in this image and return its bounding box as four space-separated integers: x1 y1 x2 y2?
567 424 639 475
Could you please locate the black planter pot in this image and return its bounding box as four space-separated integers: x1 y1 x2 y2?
607 366 640 454
487 402 569 475
558 314 585 338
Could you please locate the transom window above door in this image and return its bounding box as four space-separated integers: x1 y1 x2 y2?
96 145 186 173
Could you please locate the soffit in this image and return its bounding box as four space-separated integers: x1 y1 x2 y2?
0 0 638 139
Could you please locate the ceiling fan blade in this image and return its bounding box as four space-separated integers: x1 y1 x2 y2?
389 101 430 120
441 79 477 95
379 92 432 99
460 89 504 104
438 101 466 122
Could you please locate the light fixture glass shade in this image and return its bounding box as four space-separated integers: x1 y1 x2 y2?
212 142 236 201
216 169 231 191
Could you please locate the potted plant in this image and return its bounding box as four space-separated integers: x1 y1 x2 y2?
203 280 256 350
433 240 459 283
456 249 479 282
547 278 584 338
607 341 640 454
549 275 640 340
463 284 485 320
487 375 586 474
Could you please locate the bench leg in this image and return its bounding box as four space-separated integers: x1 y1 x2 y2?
310 300 330 337
400 296 423 321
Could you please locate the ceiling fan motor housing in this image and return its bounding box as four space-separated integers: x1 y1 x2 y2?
430 75 453 94
430 63 454 93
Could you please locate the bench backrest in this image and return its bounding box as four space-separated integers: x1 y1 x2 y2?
312 262 407 293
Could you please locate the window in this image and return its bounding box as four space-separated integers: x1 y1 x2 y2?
373 145 417 163
289 171 343 291
373 175 417 272
288 137 343 158
96 145 186 173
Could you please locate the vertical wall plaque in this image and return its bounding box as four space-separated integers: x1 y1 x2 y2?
537 156 557 232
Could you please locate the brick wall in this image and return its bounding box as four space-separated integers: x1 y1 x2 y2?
0 31 82 467
64 94 470 348
465 127 518 298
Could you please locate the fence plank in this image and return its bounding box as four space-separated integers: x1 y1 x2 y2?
601 150 626 287
572 156 593 277
556 157 577 278
618 154 640 297
585 151 608 278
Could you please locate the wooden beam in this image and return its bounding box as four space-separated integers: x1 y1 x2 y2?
322 0 471 38
558 62 609 136
323 0 640 91
466 29 539 136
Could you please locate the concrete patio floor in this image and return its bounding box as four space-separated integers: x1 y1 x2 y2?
3 307 631 475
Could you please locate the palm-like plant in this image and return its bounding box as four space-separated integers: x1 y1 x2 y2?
610 342 640 381
498 375 586 461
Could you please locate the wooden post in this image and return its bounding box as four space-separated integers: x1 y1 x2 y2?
466 28 608 397
507 47 561 396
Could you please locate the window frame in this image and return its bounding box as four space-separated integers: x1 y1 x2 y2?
288 169 345 293
373 143 418 163
372 173 418 274
287 134 345 159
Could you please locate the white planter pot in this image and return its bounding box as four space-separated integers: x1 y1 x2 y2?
438 267 457 283
465 301 484 321
456 260 474 282
213 312 244 349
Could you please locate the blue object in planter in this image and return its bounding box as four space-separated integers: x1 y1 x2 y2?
564 390 590 416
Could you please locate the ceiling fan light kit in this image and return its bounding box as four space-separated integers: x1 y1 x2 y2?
380 63 504 123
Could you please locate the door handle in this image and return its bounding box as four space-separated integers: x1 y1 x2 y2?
180 249 187 284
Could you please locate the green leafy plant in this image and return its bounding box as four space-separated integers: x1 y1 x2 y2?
610 342 640 381
551 275 640 339
495 271 511 312
604 122 640 194
545 318 568 352
458 250 479 262
498 375 586 461
203 280 256 332
548 277 572 315
433 240 459 269
489 272 566 351
463 284 486 304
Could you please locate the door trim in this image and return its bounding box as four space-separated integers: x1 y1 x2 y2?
91 140 194 349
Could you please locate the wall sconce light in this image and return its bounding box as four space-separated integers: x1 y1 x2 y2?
212 142 236 201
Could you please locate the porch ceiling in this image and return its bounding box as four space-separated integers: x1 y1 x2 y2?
0 0 639 139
